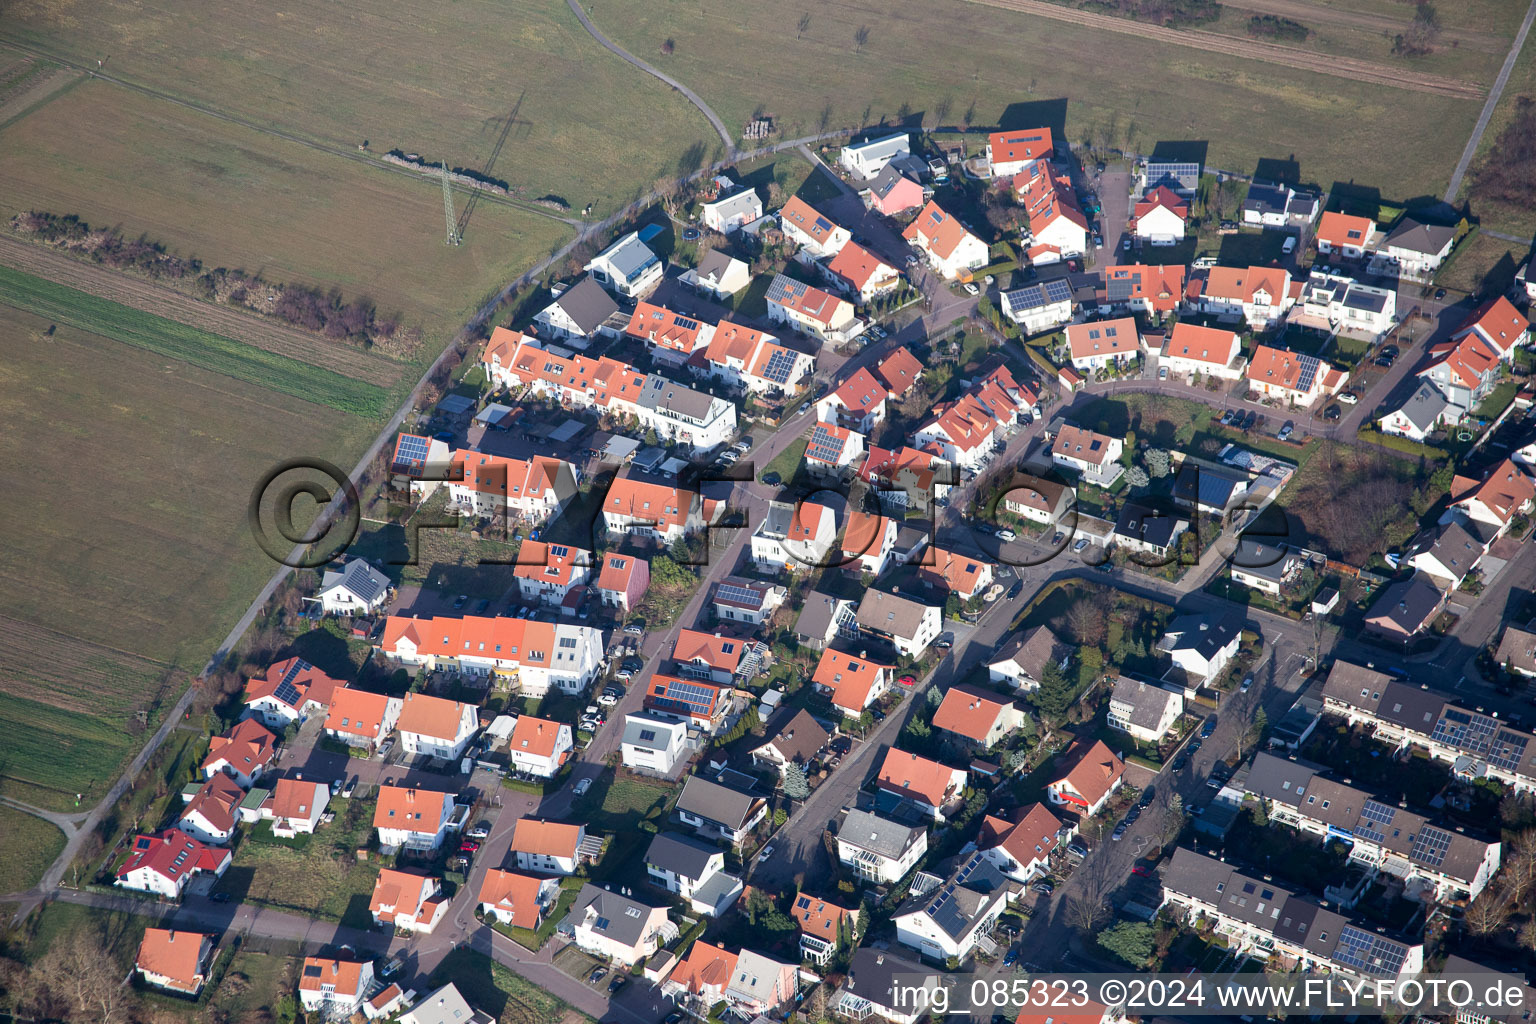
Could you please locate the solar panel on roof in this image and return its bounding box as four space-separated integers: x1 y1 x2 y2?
273 678 304 708
806 425 846 463
716 582 763 607
394 434 430 466
813 216 834 233
1043 278 1073 304
762 348 799 385
1410 825 1453 867
1356 799 1397 843
1332 924 1408 977
652 678 720 716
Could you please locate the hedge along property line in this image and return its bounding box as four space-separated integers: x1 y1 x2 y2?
0 265 392 419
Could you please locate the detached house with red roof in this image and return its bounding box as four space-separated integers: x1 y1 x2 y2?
507 714 574 777
1015 158 1089 264
842 509 899 575
298 957 377 1018
1452 459 1535 536
860 444 954 514
1131 186 1188 244
817 366 890 433
913 363 1035 470
479 869 559 929
136 929 214 996
509 818 588 875
373 785 457 852
1455 296 1530 361
674 628 749 684
778 195 851 260
263 776 331 837
397 691 479 761
1066 318 1141 372
918 547 995 603
512 541 593 607
1047 740 1125 815
978 802 1071 882
645 673 735 729
1246 344 1349 408
370 868 447 933
985 126 1054 177
596 553 649 613
1315 211 1378 260
323 686 402 751
875 345 925 397
202 718 276 788
243 657 344 731
1099 264 1186 319
438 449 581 524
626 301 717 365
812 647 893 718
1158 322 1245 380
803 421 867 477
752 498 840 572
825 241 902 303
664 940 738 1005
1195 265 1294 329
932 683 1027 749
179 774 245 845
904 200 988 280
766 273 859 342
116 829 231 898
1050 424 1124 487
602 472 711 545
876 749 967 819
791 893 861 965
702 321 814 397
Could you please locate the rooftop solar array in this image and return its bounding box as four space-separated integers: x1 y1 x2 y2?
339 560 388 603
394 433 431 466
1293 353 1322 394
715 581 765 608
806 424 847 463
762 348 799 385
1332 924 1409 977
1355 799 1397 843
652 678 720 716
1410 824 1453 867
813 216 834 234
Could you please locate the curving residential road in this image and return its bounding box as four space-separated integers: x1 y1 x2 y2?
565 0 736 154
1444 0 1536 202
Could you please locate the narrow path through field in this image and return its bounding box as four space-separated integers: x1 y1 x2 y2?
1443 0 1536 201
960 0 1486 98
0 235 406 386
564 0 736 153
0 797 82 837
0 40 584 229
1213 0 1506 52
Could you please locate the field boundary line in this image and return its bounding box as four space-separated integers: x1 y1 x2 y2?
1213 0 1507 52
1443 0 1536 200
0 66 84 135
960 0 1486 99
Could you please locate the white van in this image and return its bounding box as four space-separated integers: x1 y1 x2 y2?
1282 236 1297 254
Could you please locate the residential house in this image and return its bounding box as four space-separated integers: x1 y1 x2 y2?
860 444 954 513
1143 159 1201 196
804 422 867 476
817 366 890 433
711 576 787 626
918 547 995 602
727 949 798 1015
179 774 245 845
826 241 902 303
1418 334 1501 422
201 718 276 789
701 321 814 396
315 558 393 616
863 164 926 217
752 498 840 572
568 884 675 964
1003 473 1073 524
506 714 574 778
794 592 858 650
1379 218 1456 277
872 343 923 396
620 711 690 774
836 808 929 884
1196 266 1294 329
1158 610 1243 681
647 672 729 734
532 274 622 345
116 829 231 899
1242 182 1312 228
778 195 851 259
243 657 344 730
989 625 1069 691
398 984 496 1024
1315 211 1377 260
1066 318 1141 373
766 273 859 342
1380 379 1454 441
1171 462 1250 514
1113 499 1190 559
1454 296 1530 359
1228 536 1301 596
1159 322 1245 379
674 628 750 684
477 870 560 929
1160 848 1424 981
834 948 943 1024
876 749 967 819
1107 677 1185 742
932 683 1027 749
435 449 581 523
1132 186 1188 244
370 868 446 933
323 687 402 751
1453 459 1535 535
904 200 988 280
1299 270 1398 336
1245 344 1348 408
856 589 942 658
1050 424 1124 486
1015 158 1089 263
791 894 860 966
509 818 588 875
893 850 1015 962
750 708 830 775
1497 622 1536 678
841 132 911 180
380 615 605 698
602 474 707 545
986 126 1053 177
1001 278 1074 335
1364 573 1448 640
675 776 767 845
585 231 663 297
811 647 893 719
1407 518 1490 589
298 958 377 1018
912 365 1035 470
646 832 731 903
396 691 479 761
135 929 214 996
512 541 592 607
595 554 649 612
664 941 738 1006
373 785 456 853
1047 740 1125 815
701 189 764 234
978 803 1071 883
682 250 752 299
265 776 330 837
626 301 716 365
1099 263 1185 318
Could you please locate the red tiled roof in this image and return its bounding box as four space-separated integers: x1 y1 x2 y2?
509 818 582 858
1316 211 1375 248
202 718 276 777
117 829 229 885
877 749 962 807
245 657 344 711
1133 186 1188 221
137 929 209 990
325 686 395 739
874 346 924 396
811 648 891 712
478 869 548 929
1066 318 1139 361
987 127 1053 166
931 683 1011 741
904 200 980 260
826 241 896 292
1054 740 1124 806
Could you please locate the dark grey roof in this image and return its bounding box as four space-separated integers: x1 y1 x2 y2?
593 232 660 280
1229 535 1297 584
1173 463 1247 510
796 592 854 642
894 520 932 551
839 808 924 859
1366 573 1445 636
321 558 390 603
1160 610 1243 660
755 708 830 766
842 947 940 1012
1243 182 1290 216
993 625 1069 679
1002 278 1073 314
1110 676 1181 731
403 983 496 1024
1286 193 1320 218
856 589 936 641
1412 518 1489 578
1115 500 1189 549
1385 217 1456 256
676 776 762 830
1393 380 1453 433
569 884 665 947
645 831 720 881
547 275 621 334
896 850 1012 941
869 163 919 201
1341 284 1389 314
638 375 717 421
696 249 743 282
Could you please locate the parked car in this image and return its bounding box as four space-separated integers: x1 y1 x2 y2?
1007 581 1023 600
1158 366 1168 381
1278 422 1294 441
898 674 917 687
1003 948 1022 967
1131 864 1154 878
1067 841 1089 858
1124 806 1141 824
1242 410 1258 430
210 891 232 903
342 777 357 799
597 693 619 707
588 967 608 984
1122 238 1132 251
609 977 628 994
1171 754 1189 772
1240 676 1253 693
757 845 775 864
573 777 593 796
1220 409 1234 425
1111 823 1128 841
763 471 782 485
1073 537 1090 553
452 594 468 610
1201 716 1217 738
467 822 491 840
624 622 645 635
1033 881 1054 895
1323 405 1342 421
934 633 954 650
1338 391 1359 405
995 528 1016 542
377 738 394 759
1282 236 1297 254
1188 738 1202 753
796 402 811 417
1139 786 1155 808
1435 288 1447 300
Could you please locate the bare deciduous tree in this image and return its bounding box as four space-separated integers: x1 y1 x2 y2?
1066 597 1107 646
32 930 134 1024
1465 882 1514 937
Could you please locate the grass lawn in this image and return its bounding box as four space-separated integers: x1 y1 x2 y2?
0 304 375 809
1433 231 1529 300
0 807 66 894
795 166 847 205
1461 41 1536 234
571 769 676 833
760 437 808 484
204 951 292 1023
19 900 148 968
596 0 1478 202
430 947 590 1024
212 796 382 927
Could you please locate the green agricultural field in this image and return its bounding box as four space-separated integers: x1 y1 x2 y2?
1 0 716 220
596 0 1481 200
0 806 66 894
0 302 377 808
0 79 573 346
